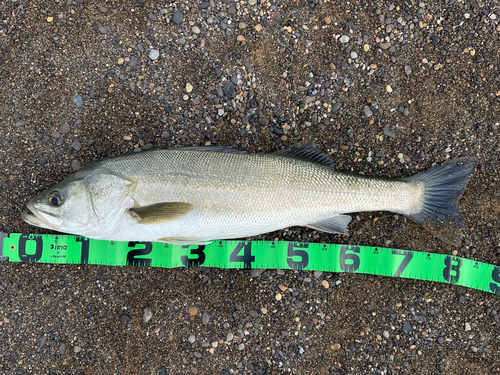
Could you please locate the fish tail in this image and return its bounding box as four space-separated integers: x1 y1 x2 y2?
403 159 474 245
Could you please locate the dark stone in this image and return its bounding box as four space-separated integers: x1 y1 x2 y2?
172 11 184 24
223 82 236 98
332 102 342 112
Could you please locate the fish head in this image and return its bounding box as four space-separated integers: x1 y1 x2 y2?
22 173 95 234
22 167 137 238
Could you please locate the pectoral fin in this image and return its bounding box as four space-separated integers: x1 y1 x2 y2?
305 215 352 235
129 202 193 224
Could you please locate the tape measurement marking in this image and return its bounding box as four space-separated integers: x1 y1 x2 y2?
1 233 500 295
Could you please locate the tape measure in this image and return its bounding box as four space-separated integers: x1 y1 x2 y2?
1 233 499 295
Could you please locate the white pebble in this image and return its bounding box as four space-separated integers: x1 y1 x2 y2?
149 49 159 60
339 35 349 43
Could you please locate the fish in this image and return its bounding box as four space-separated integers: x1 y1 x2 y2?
22 144 474 245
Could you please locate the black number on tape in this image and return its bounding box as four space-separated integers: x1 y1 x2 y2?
489 267 500 295
126 242 152 266
339 246 360 272
443 256 462 284
181 245 206 266
392 250 413 277
75 236 90 264
18 234 43 262
230 242 255 269
287 243 309 270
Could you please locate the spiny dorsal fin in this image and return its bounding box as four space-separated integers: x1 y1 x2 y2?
273 144 334 167
129 202 193 224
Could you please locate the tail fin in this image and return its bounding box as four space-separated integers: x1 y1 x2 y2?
404 160 474 245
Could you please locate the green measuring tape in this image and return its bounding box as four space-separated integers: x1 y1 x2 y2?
1 233 499 295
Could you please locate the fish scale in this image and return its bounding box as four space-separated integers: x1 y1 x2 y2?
81 148 422 241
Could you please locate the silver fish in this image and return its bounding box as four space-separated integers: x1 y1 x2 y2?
22 145 474 245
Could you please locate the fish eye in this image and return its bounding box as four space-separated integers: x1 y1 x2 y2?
48 191 63 206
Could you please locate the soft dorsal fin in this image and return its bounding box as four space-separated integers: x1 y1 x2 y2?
129 202 193 224
174 146 247 154
273 144 334 167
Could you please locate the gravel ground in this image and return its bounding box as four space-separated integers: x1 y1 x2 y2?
1 0 500 374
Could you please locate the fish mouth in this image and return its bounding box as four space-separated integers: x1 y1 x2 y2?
22 202 63 230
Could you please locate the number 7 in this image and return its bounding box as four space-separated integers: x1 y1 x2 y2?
392 250 413 277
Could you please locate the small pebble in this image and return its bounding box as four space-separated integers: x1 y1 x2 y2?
223 82 236 98
143 307 153 323
202 312 210 325
188 307 198 316
188 335 196 343
254 24 262 32
330 343 341 351
148 13 157 21
72 141 81 151
129 56 138 67
192 26 201 34
72 94 83 107
237 35 245 41
363 107 373 117
149 49 159 60
339 35 349 43
386 85 393 93
71 159 81 172
332 102 342 112
383 124 396 139
186 83 193 93
173 11 184 24
38 156 48 165
15 120 25 127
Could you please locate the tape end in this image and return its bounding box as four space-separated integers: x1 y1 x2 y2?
0 233 9 261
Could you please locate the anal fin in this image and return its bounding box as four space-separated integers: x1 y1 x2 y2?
305 215 352 235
